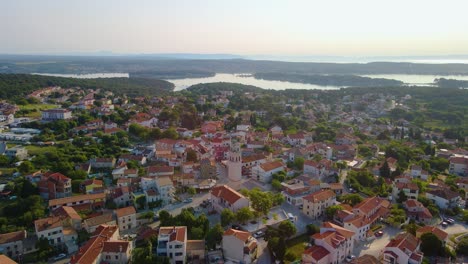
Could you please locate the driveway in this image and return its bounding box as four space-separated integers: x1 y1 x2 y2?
353 225 401 258
281 202 321 235
256 237 272 264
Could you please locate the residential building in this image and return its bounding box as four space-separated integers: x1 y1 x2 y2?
71 225 132 264
90 157 116 169
426 188 462 209
416 226 448 245
252 160 285 183
41 108 72 121
281 181 311 206
403 199 432 225
48 192 106 210
352 196 391 225
392 181 419 200
222 228 258 264
200 158 217 179
111 186 132 208
34 216 65 248
155 176 174 205
147 166 174 177
449 156 468 176
83 213 116 233
382 233 423 264
115 206 137 232
157 226 187 264
302 189 336 219
302 222 355 264
4 146 28 160
409 165 429 180
38 172 72 200
210 185 250 213
0 230 26 260
79 179 104 194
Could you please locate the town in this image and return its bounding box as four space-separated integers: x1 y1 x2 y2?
0 79 467 264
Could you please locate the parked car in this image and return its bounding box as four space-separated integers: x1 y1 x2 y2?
345 255 356 262
254 231 264 238
441 221 448 228
232 224 241 230
445 218 455 224
53 253 67 261
374 230 384 237
184 198 193 203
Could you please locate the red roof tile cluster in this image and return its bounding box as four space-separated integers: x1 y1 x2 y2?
0 230 26 244
303 189 335 203
302 245 330 261
224 228 252 242
259 160 284 172
211 185 246 205
115 206 136 218
385 232 420 252
159 226 187 242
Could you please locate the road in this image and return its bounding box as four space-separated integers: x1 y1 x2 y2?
256 237 272 264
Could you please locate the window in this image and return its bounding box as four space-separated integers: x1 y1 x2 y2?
115 255 119 259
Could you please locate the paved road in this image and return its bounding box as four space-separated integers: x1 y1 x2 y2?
256 237 272 264
353 225 401 258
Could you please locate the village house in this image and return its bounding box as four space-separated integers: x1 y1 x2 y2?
38 172 72 200
392 181 419 200
70 225 132 264
41 108 72 121
48 192 106 211
425 187 462 209
409 165 429 180
147 165 174 177
0 230 27 260
79 178 103 194
252 160 285 183
155 176 175 205
403 199 433 225
222 228 258 264
90 157 116 169
115 206 137 232
281 181 312 206
111 186 132 208
210 185 250 213
302 222 355 264
416 226 448 245
449 156 468 176
302 189 336 219
83 213 116 233
157 226 187 264
382 233 423 264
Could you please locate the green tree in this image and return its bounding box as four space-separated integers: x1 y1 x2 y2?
397 190 408 203
190 227 204 239
159 210 173 226
35 237 54 261
236 207 254 224
456 236 468 256
278 220 297 238
325 205 343 220
18 160 34 174
421 233 444 257
136 196 146 210
221 208 235 227
271 179 282 191
248 188 273 215
187 187 196 196
294 157 305 170
267 236 286 261
306 224 320 235
339 194 363 206
206 224 224 250
380 161 391 178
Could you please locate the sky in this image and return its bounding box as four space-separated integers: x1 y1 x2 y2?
2 0 468 57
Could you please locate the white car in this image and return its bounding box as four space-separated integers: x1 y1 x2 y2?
346 255 356 262
53 253 67 261
254 231 264 238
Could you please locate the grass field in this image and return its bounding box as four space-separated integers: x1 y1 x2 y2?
25 145 57 156
285 234 310 263
18 104 58 118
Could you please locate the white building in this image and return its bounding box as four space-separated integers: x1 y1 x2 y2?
155 176 174 205
302 189 336 219
0 230 27 260
210 185 250 213
115 206 137 232
252 160 285 183
425 188 462 209
157 226 187 264
222 228 257 264
449 156 468 176
302 222 355 264
382 233 423 264
41 108 72 121
34 216 65 247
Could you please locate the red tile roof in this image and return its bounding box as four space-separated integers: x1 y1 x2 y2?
159 226 187 242
303 245 330 261
0 230 26 244
115 206 136 218
385 232 420 252
417 226 448 241
303 189 335 203
211 185 246 205
102 241 129 253
224 228 251 242
259 161 284 172
70 225 119 264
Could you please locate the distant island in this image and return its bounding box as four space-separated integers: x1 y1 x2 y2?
254 72 404 87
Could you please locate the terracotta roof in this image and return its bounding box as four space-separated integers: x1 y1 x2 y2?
156 176 173 186
102 241 129 253
259 161 284 172
385 232 420 252
426 188 460 200
49 193 106 207
353 196 390 215
84 213 114 227
0 230 26 244
147 166 174 174
224 228 251 242
115 206 136 218
186 240 205 251
52 206 81 220
395 182 419 191
159 226 186 242
70 225 119 264
303 245 330 261
303 189 335 203
417 226 448 241
211 185 246 205
450 156 468 164
35 216 63 232
0 255 17 264
322 222 355 239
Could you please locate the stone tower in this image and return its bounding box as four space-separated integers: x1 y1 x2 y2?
227 140 242 182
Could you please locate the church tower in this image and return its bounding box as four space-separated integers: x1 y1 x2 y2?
227 140 242 182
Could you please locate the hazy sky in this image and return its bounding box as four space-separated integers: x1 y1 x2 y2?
2 0 468 56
